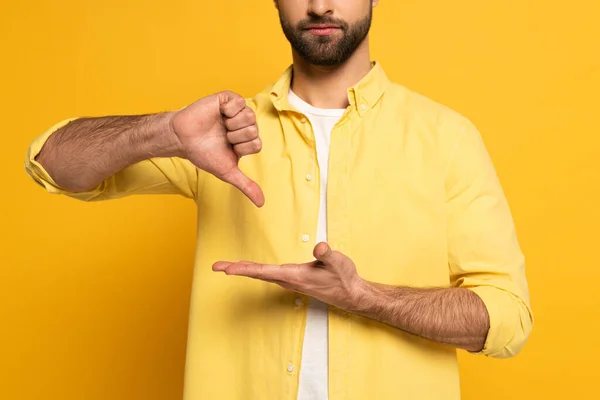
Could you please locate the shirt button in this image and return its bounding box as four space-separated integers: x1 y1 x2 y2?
287 364 294 373
301 117 307 123
301 234 310 243
360 104 367 111
294 297 303 307
305 174 313 181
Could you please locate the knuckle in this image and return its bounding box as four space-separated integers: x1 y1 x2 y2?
233 145 244 157
253 139 262 152
247 125 258 138
223 90 241 100
226 130 236 143
220 91 245 111
245 108 256 124
224 118 235 131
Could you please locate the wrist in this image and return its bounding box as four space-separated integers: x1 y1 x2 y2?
137 111 183 159
129 112 180 159
348 278 378 314
157 111 184 158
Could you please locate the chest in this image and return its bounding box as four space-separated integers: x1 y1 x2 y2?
198 111 450 285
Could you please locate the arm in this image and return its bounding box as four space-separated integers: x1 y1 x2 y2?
353 120 532 355
214 247 489 352
349 120 533 355
350 283 489 352
25 114 200 201
444 119 533 357
25 92 265 205
446 121 533 358
34 112 180 193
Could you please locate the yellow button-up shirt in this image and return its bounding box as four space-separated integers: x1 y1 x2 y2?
25 62 533 400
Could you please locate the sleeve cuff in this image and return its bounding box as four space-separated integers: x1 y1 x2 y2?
468 285 522 358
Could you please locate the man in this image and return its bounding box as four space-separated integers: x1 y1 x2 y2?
24 0 533 399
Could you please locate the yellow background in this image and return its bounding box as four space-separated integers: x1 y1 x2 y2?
1 0 599 398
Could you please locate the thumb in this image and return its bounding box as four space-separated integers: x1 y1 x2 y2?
221 166 265 208
313 242 340 266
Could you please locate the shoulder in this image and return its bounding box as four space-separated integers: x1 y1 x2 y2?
384 82 477 152
387 82 471 131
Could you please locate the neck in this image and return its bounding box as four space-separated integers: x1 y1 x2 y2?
290 38 372 109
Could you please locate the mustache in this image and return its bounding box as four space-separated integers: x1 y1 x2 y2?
297 16 348 30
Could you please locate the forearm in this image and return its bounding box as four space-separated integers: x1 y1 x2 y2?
35 112 180 192
352 281 490 352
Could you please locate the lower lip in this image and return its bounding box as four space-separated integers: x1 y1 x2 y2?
308 27 340 36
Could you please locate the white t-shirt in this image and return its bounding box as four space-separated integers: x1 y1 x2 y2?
287 89 345 400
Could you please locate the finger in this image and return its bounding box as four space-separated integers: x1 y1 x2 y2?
221 167 265 207
212 260 255 272
227 125 259 145
219 92 246 118
224 263 290 282
224 107 256 131
212 261 234 271
233 138 262 158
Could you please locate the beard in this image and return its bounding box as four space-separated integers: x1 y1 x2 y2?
279 9 372 67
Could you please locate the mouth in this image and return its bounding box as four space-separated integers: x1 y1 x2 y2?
304 24 341 36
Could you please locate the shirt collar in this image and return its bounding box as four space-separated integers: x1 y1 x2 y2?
269 61 391 117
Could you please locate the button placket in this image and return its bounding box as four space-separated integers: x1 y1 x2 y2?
326 118 353 400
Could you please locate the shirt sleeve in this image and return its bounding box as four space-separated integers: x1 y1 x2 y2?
24 117 200 201
445 120 533 358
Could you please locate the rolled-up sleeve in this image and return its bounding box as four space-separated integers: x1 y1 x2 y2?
445 120 533 358
24 117 200 201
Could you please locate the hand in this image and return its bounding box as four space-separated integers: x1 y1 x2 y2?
212 242 367 311
169 91 264 207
